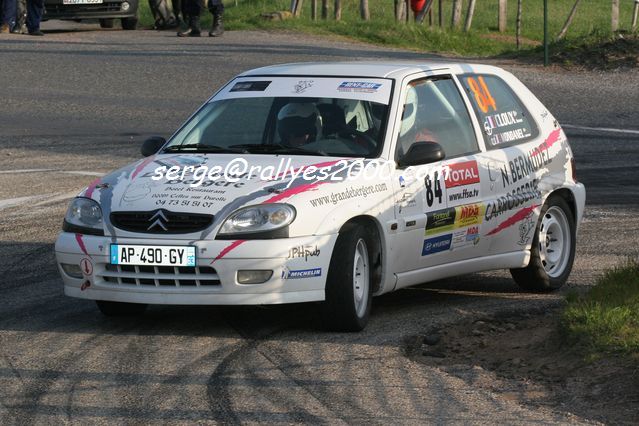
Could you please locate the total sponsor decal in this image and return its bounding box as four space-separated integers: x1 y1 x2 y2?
422 234 453 256
445 160 481 207
281 267 322 279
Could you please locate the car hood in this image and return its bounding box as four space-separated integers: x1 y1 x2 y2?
81 153 351 236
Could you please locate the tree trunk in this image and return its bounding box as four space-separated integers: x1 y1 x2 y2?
464 0 476 32
633 0 639 32
498 0 507 32
611 0 620 32
451 0 463 28
429 7 433 26
360 0 369 20
405 0 410 23
321 0 328 19
396 0 407 22
334 0 341 20
516 0 522 49
294 0 304 16
557 0 581 41
311 0 317 20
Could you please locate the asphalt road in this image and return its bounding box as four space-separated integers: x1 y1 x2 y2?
1 24 638 424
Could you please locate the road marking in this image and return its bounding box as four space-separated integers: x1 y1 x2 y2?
0 169 106 177
563 124 639 136
0 195 46 211
0 169 56 174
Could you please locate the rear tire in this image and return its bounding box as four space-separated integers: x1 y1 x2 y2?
121 17 138 30
510 195 576 292
320 225 373 331
96 300 147 316
99 18 115 28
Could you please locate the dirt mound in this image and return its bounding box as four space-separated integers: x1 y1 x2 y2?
405 310 639 424
552 32 639 70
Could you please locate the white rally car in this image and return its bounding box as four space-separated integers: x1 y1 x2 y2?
55 62 585 331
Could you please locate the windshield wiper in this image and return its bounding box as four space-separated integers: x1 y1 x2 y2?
163 144 248 154
230 143 328 156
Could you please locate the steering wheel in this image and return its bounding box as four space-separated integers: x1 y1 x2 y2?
337 127 377 153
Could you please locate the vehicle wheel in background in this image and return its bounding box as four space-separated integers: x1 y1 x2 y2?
511 195 576 292
121 17 138 30
96 300 147 316
320 225 373 331
99 18 115 28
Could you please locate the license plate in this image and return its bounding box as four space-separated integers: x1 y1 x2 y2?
110 245 196 267
62 0 103 4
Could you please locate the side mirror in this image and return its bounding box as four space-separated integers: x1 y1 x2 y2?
398 141 445 167
141 136 166 157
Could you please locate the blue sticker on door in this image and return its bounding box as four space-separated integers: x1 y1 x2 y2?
422 234 453 256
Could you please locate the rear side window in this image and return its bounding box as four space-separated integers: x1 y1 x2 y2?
459 74 538 149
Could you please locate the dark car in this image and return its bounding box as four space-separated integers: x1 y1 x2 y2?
43 0 139 30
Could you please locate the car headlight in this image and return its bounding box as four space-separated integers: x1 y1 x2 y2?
62 197 104 236
217 204 296 239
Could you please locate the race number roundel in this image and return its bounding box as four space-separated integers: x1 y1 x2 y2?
80 258 93 276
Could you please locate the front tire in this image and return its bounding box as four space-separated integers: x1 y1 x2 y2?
511 195 576 292
96 300 147 316
121 17 138 30
320 225 373 331
99 18 115 28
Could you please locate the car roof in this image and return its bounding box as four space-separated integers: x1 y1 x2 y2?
239 61 505 80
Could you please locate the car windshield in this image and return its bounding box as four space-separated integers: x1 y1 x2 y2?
164 89 391 158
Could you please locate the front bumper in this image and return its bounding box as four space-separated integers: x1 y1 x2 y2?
55 232 337 305
44 0 137 20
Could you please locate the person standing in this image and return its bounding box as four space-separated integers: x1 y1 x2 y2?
25 0 44 35
11 0 27 34
207 0 223 37
177 0 223 37
1 0 17 33
177 0 203 36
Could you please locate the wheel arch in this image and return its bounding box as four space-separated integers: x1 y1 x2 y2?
546 187 577 223
338 215 385 295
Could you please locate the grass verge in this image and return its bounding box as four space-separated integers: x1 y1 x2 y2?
562 259 639 358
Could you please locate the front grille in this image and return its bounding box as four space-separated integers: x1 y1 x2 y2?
45 3 123 14
99 264 221 287
111 210 214 234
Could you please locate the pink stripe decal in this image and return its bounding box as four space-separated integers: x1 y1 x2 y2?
75 233 91 257
84 178 101 199
532 128 562 157
211 240 245 263
486 204 539 236
131 155 156 180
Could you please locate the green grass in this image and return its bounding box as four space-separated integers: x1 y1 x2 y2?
562 259 639 357
138 0 639 60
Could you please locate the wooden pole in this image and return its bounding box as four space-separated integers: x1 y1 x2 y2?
334 0 341 20
612 0 619 32
321 0 328 19
360 0 370 20
633 0 639 32
557 0 581 41
451 0 462 28
516 0 522 49
464 0 476 32
311 0 317 20
438 0 443 27
498 0 507 33
294 0 304 16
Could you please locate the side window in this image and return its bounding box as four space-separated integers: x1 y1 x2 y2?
396 77 478 162
459 74 538 148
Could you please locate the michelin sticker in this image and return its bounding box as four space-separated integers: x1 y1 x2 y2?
282 267 322 279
